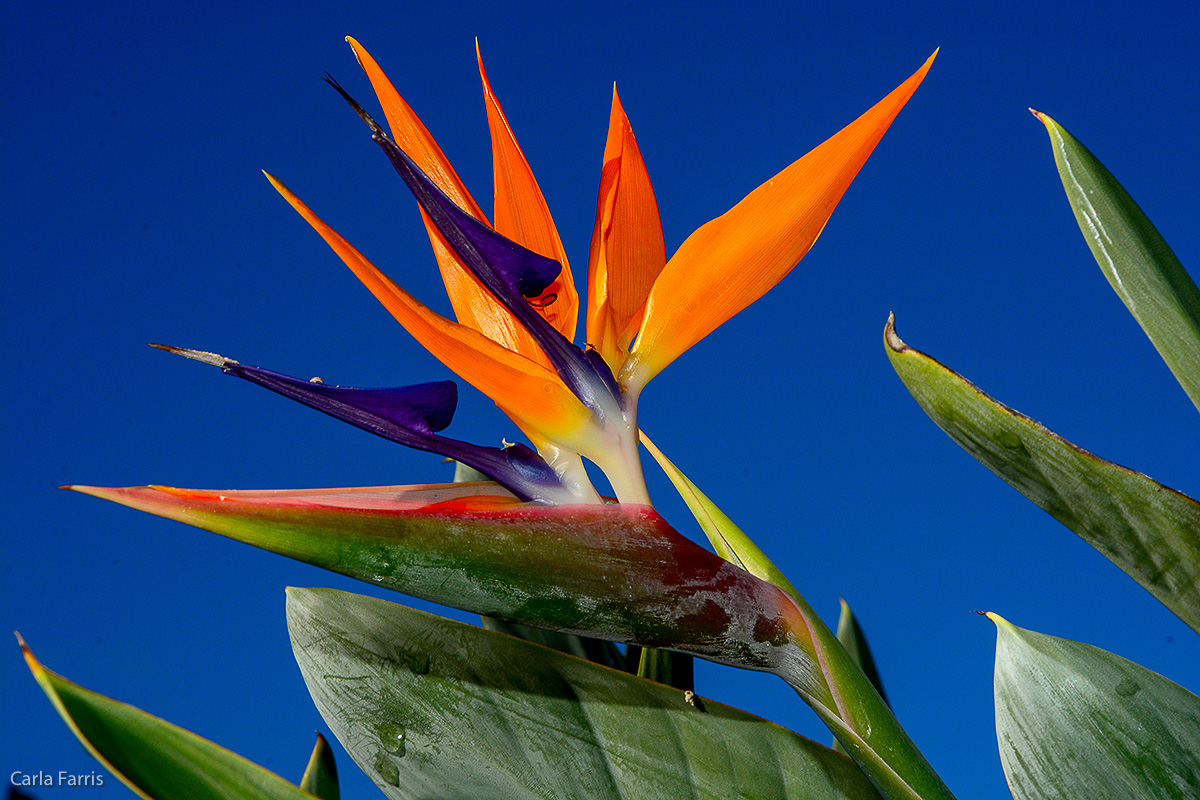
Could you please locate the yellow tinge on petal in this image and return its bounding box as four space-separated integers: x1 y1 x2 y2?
621 50 937 393
266 172 593 445
346 37 551 369
587 86 666 373
477 42 578 343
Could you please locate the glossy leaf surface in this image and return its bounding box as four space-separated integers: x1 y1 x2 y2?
833 601 890 756
1034 111 1200 412
21 637 318 800
990 614 1200 800
886 316 1200 633
836 601 889 708
286 587 883 800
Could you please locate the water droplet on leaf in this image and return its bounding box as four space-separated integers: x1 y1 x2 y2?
374 722 407 756
373 750 400 785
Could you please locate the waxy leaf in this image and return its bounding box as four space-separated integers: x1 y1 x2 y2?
300 734 340 800
836 601 889 708
480 616 628 672
20 636 319 800
286 587 883 800
833 601 890 756
1034 111 1200 413
989 614 1200 800
886 315 1200 633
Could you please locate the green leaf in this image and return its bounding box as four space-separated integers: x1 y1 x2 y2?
286 586 883 800
1034 111 1200 412
454 465 631 673
19 634 319 800
300 733 339 800
636 437 953 799
833 601 890 756
836 601 889 707
885 316 1200 633
634 645 694 691
479 616 629 672
989 613 1200 800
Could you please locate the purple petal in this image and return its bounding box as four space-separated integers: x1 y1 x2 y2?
323 76 623 416
226 364 457 436
152 345 570 503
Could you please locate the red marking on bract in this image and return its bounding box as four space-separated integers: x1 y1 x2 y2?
418 495 526 512
527 292 558 308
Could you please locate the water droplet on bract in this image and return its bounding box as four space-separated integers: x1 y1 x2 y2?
1116 678 1140 698
408 652 431 675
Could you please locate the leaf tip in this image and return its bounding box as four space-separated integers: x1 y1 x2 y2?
983 611 1017 634
884 312 908 353
15 632 41 676
1028 108 1059 135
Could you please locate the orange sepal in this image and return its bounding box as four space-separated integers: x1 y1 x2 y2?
622 51 937 391
346 36 485 219
346 37 547 365
266 172 592 444
477 42 578 342
586 86 666 371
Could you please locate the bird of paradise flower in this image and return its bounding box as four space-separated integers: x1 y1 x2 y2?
108 38 935 512
59 40 959 800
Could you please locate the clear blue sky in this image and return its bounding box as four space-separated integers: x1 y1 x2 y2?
3 1 1197 797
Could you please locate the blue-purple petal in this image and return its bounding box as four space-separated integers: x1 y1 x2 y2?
153 345 569 503
225 363 457 437
320 76 626 418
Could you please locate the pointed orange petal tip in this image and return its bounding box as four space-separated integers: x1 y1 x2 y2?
475 41 579 341
262 172 595 448
586 85 666 371
621 51 937 393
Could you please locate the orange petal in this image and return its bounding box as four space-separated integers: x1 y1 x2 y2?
586 86 666 371
477 42 579 343
346 36 486 219
622 50 937 392
420 208 554 370
347 37 548 366
266 172 592 444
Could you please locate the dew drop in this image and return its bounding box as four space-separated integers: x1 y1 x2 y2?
996 430 1027 454
407 652 431 676
1115 678 1140 698
374 722 408 757
373 750 400 785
